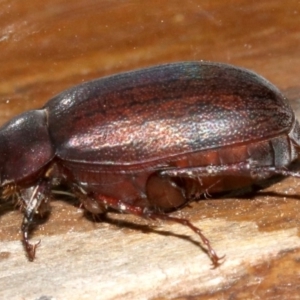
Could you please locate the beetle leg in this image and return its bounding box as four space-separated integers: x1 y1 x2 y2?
248 166 300 179
93 193 223 267
160 162 300 180
71 183 108 215
19 179 51 261
160 162 254 177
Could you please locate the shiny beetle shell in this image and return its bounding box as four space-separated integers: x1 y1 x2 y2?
1 61 300 265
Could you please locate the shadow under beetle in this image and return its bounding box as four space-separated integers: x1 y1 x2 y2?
1 61 300 266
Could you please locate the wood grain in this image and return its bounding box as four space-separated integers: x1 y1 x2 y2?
1 0 300 299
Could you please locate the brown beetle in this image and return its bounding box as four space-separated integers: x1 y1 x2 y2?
1 61 300 265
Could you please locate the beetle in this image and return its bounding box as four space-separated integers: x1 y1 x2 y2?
1 61 300 266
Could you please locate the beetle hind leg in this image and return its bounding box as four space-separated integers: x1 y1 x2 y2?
94 193 223 267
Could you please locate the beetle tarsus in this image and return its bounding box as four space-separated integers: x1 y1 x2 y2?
22 238 40 262
21 216 41 261
147 212 224 267
95 194 223 266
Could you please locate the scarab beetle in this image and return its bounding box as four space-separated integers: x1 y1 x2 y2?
1 61 300 266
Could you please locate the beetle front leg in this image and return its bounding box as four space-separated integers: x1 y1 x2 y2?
93 193 223 267
19 179 51 261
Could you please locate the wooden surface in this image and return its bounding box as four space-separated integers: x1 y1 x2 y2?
1 1 300 299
